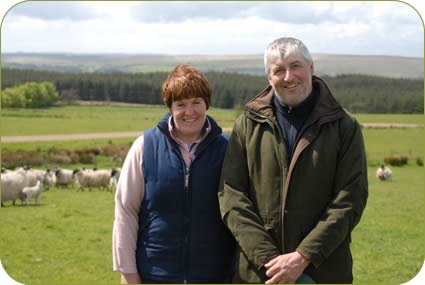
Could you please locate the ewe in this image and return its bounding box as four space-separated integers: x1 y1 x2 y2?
376 164 393 181
73 168 112 191
55 168 75 187
109 168 121 190
1 168 28 206
43 169 57 190
22 180 44 205
26 168 46 187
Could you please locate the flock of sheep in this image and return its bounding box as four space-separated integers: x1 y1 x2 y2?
0 167 121 206
0 163 393 206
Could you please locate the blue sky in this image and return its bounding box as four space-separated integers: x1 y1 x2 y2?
0 1 424 57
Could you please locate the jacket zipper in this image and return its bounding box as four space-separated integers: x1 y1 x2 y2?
181 153 203 283
247 109 288 252
182 164 191 283
184 166 190 189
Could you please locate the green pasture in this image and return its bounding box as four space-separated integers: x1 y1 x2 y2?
363 128 424 164
352 165 424 284
1 137 135 153
354 113 423 125
0 165 423 285
1 106 423 156
0 188 116 285
0 105 237 136
2 128 423 168
1 106 422 137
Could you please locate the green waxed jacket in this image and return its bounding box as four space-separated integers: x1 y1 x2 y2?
219 76 368 283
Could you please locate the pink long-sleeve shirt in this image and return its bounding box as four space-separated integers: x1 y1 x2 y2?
112 117 211 273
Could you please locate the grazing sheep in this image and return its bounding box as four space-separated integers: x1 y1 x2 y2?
111 168 121 179
26 168 46 187
73 168 112 191
22 180 44 205
1 168 29 206
55 168 75 187
43 169 57 190
109 168 121 191
376 164 393 181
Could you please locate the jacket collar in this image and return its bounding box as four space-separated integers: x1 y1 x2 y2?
245 76 344 125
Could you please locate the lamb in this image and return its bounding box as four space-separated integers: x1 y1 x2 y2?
22 180 44 205
1 168 29 206
55 168 75 187
18 168 56 190
73 168 112 191
376 164 393 181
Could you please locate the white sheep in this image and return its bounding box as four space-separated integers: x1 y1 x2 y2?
55 168 75 187
43 169 57 190
109 168 121 191
376 164 393 181
1 167 10 174
22 180 44 205
26 168 46 187
111 168 121 179
73 168 112 191
1 168 29 206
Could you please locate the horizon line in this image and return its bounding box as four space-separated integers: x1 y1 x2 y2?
2 51 423 59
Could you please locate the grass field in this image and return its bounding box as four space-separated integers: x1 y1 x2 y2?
352 165 424 284
0 105 236 136
354 114 423 125
362 128 424 164
1 106 422 137
1 106 424 284
0 165 423 285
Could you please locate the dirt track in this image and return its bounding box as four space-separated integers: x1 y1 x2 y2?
1 131 144 143
1 124 422 143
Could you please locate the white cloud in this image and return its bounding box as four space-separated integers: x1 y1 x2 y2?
1 1 423 57
8 1 97 20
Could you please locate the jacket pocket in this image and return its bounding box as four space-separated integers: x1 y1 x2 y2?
261 212 281 247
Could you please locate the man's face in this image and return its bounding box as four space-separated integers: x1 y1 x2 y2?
268 54 314 106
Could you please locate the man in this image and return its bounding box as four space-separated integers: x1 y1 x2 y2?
219 37 368 284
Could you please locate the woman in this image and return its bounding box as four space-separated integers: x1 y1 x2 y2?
112 64 236 284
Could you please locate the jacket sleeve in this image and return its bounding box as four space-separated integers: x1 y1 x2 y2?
218 116 281 271
297 118 368 267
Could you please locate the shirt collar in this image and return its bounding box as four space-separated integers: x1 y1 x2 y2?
168 115 212 146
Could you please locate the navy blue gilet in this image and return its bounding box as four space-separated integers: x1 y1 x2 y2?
136 114 236 283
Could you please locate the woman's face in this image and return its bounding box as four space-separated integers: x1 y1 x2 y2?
171 97 207 140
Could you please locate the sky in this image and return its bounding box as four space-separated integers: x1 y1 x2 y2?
0 1 424 58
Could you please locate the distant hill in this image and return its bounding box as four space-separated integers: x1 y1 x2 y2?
1 52 423 79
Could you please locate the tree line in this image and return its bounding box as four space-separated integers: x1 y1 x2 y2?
1 68 423 113
1 81 59 108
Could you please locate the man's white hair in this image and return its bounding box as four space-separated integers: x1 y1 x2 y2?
264 37 313 78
